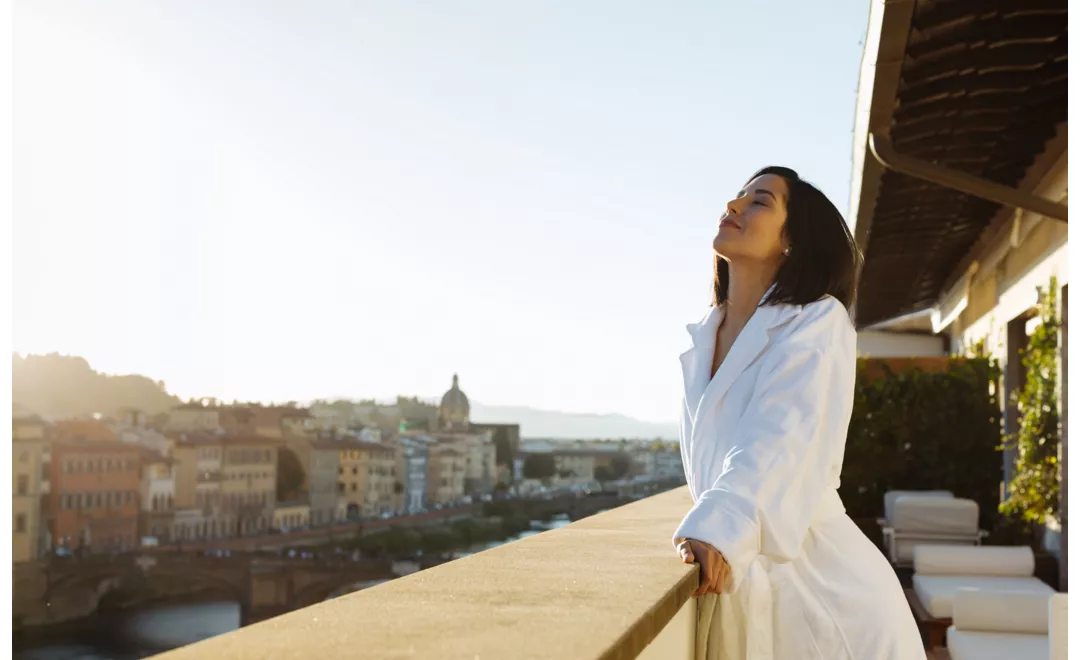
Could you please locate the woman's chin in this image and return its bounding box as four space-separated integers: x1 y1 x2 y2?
712 236 735 257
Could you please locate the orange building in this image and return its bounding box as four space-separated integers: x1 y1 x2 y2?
51 421 142 553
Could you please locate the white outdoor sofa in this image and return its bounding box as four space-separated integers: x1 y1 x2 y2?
907 545 1056 649
878 490 987 566
943 590 1067 660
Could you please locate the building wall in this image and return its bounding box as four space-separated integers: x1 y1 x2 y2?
142 461 175 510
439 433 496 495
655 451 684 479
281 415 314 437
856 330 947 357
273 504 311 529
51 443 142 552
950 159 1068 356
364 444 400 516
171 444 201 509
941 154 1068 570
221 442 278 535
167 408 221 432
338 447 370 517
12 422 46 562
427 449 466 506
553 453 595 486
400 443 429 514
172 442 227 539
306 447 341 525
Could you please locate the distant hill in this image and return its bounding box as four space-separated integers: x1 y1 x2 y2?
11 353 679 439
470 402 678 441
12 353 181 420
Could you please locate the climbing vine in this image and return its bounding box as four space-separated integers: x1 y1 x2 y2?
1001 277 1061 524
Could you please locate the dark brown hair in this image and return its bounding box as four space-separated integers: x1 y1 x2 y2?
712 166 862 311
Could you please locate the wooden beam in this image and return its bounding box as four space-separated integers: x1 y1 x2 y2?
869 133 1068 222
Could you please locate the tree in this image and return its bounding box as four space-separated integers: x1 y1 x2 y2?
610 454 631 481
492 428 514 467
276 447 306 502
522 453 556 482
595 466 614 487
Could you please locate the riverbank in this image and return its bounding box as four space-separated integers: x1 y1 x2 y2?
13 516 578 660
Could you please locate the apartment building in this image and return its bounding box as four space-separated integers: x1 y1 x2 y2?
220 437 279 536
51 421 141 553
426 445 466 507
12 415 49 562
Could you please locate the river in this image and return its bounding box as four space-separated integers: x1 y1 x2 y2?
14 517 573 659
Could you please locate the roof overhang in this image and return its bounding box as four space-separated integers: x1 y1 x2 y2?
849 0 916 254
848 0 1068 328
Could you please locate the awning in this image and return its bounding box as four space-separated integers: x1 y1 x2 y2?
848 0 1067 328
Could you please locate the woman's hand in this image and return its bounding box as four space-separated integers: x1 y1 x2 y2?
676 538 730 598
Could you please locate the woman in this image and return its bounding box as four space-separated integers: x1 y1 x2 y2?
673 167 923 659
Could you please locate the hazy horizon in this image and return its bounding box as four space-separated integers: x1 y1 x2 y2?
14 1 872 424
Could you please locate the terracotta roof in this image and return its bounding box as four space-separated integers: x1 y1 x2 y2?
139 448 173 465
280 409 313 419
52 420 117 443
431 445 464 457
171 432 282 447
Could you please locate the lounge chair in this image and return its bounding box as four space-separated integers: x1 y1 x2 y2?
942 590 1066 660
907 545 1055 648
880 494 986 566
882 489 953 525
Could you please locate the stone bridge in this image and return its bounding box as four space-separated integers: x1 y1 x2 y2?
13 552 402 630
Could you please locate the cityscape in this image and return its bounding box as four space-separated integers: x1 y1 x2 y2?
10 0 1069 658
13 371 683 559
12 367 685 657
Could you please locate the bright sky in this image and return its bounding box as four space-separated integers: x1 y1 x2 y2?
14 1 870 423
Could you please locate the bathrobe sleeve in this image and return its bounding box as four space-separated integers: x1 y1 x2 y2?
672 300 856 593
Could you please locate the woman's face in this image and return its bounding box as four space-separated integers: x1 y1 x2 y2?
713 173 790 263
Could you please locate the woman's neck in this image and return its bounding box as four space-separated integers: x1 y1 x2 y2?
723 261 779 328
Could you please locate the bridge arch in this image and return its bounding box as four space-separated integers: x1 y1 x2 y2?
47 564 249 611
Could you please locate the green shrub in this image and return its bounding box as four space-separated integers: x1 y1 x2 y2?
842 357 1003 528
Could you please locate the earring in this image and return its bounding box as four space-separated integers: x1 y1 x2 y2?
783 246 792 256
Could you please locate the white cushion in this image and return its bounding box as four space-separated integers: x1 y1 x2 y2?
894 537 978 565
947 628 1049 660
1049 593 1068 660
952 588 1051 634
913 575 1055 619
892 496 978 534
914 545 1035 577
884 490 953 524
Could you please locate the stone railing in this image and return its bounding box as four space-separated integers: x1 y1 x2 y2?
154 487 699 659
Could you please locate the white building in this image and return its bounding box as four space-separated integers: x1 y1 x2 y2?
140 450 175 540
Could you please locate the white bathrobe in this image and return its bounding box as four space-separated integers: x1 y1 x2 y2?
672 295 924 659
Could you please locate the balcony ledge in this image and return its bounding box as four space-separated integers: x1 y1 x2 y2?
154 487 698 660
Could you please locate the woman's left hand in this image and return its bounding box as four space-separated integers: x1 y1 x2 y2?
676 538 730 598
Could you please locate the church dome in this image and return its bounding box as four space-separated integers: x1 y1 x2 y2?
438 374 470 430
